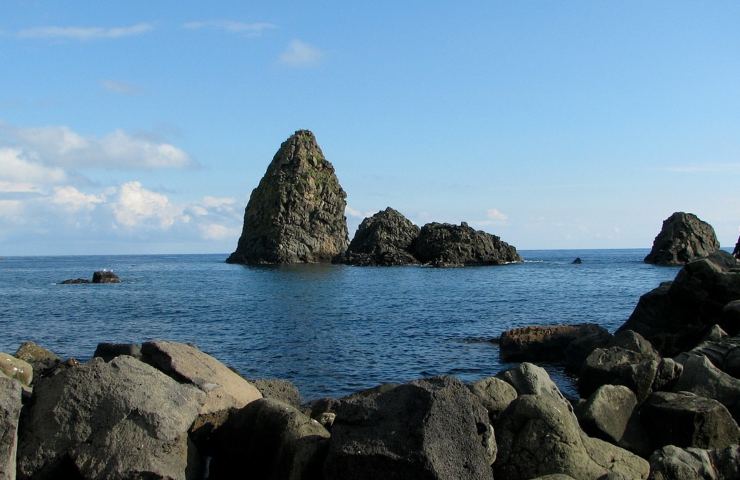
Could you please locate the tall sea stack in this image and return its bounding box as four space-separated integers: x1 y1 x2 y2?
227 130 349 265
644 212 719 266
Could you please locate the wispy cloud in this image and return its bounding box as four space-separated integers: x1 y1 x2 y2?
101 80 142 96
659 163 740 174
17 23 153 40
183 20 275 36
345 205 375 219
278 40 323 67
473 208 509 227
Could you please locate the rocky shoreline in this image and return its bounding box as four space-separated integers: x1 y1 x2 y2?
2 251 738 479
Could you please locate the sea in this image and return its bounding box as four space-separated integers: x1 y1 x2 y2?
0 249 680 400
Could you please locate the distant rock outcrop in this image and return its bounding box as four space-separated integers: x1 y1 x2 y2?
644 212 720 265
341 207 419 266
412 222 521 266
227 130 348 265
734 235 740 259
60 270 120 284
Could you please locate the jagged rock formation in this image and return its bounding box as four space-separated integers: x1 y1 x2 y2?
341 208 419 266
227 130 348 265
734 235 740 259
644 212 720 265
412 222 521 266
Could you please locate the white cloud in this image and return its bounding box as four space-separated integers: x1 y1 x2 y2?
198 223 241 240
0 181 39 193
101 80 142 95
9 125 192 170
183 20 275 36
486 208 508 222
279 40 323 67
112 181 185 229
51 186 104 212
345 205 374 219
17 23 153 40
0 147 67 184
201 196 236 209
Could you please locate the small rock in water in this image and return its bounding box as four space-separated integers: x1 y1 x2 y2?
572 257 582 264
92 270 120 283
59 278 89 284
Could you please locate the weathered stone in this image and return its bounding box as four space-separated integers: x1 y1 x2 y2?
499 323 610 362
324 376 494 480
532 476 577 480
251 378 301 408
468 376 518 422
652 358 683 392
723 300 740 335
210 398 329 480
17 356 205 480
640 391 740 451
92 270 120 283
648 444 740 480
412 221 521 266
579 347 658 401
703 324 728 341
674 334 740 374
141 341 262 435
733 235 740 259
14 341 59 376
0 375 22 480
0 354 32 387
227 130 348 264
563 329 614 372
498 362 569 404
644 212 720 265
577 385 637 444
341 207 419 266
673 354 740 420
93 342 142 362
608 330 660 359
619 251 740 355
495 393 649 480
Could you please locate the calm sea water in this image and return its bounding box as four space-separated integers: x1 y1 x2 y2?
0 249 679 399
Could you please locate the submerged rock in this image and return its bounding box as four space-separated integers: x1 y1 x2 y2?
499 323 610 362
618 251 740 355
644 212 720 265
59 278 89 284
17 356 205 480
227 130 348 265
412 222 521 266
324 376 495 480
341 207 419 266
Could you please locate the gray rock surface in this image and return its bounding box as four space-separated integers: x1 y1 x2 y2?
608 330 660 359
577 385 637 444
579 347 659 401
0 354 32 387
341 207 419 266
644 212 720 265
675 334 740 377
494 393 649 480
412 221 521 266
14 342 59 377
252 378 302 408
210 398 329 480
499 323 610 362
652 358 683 392
324 376 495 480
141 341 262 435
648 445 740 480
619 251 740 355
93 342 142 362
498 362 569 404
227 130 348 264
0 375 22 480
17 356 205 480
673 353 740 420
468 376 518 421
640 391 740 451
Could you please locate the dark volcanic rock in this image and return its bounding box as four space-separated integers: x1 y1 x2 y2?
618 251 740 355
499 323 610 362
93 342 142 362
92 270 120 283
579 347 659 401
673 354 740 420
227 130 348 265
734 235 740 259
412 221 521 266
0 375 22 479
15 341 60 377
640 391 740 451
324 376 495 480
59 278 89 284
341 207 420 266
468 376 518 422
572 257 582 264
251 378 302 408
644 212 720 265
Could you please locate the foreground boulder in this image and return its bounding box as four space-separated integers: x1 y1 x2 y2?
495 393 649 479
14 342 59 377
577 385 637 444
17 356 205 480
673 354 740 420
499 323 610 362
341 208 419 266
324 376 495 480
467 376 518 422
648 444 740 480
639 391 739 451
644 212 720 265
497 362 569 404
251 378 302 408
227 130 349 264
579 346 659 401
618 251 740 355
0 354 32 387
0 375 22 480
412 222 521 266
141 341 262 435
210 398 329 480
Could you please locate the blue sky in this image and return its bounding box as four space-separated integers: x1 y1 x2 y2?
1 1 739 255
